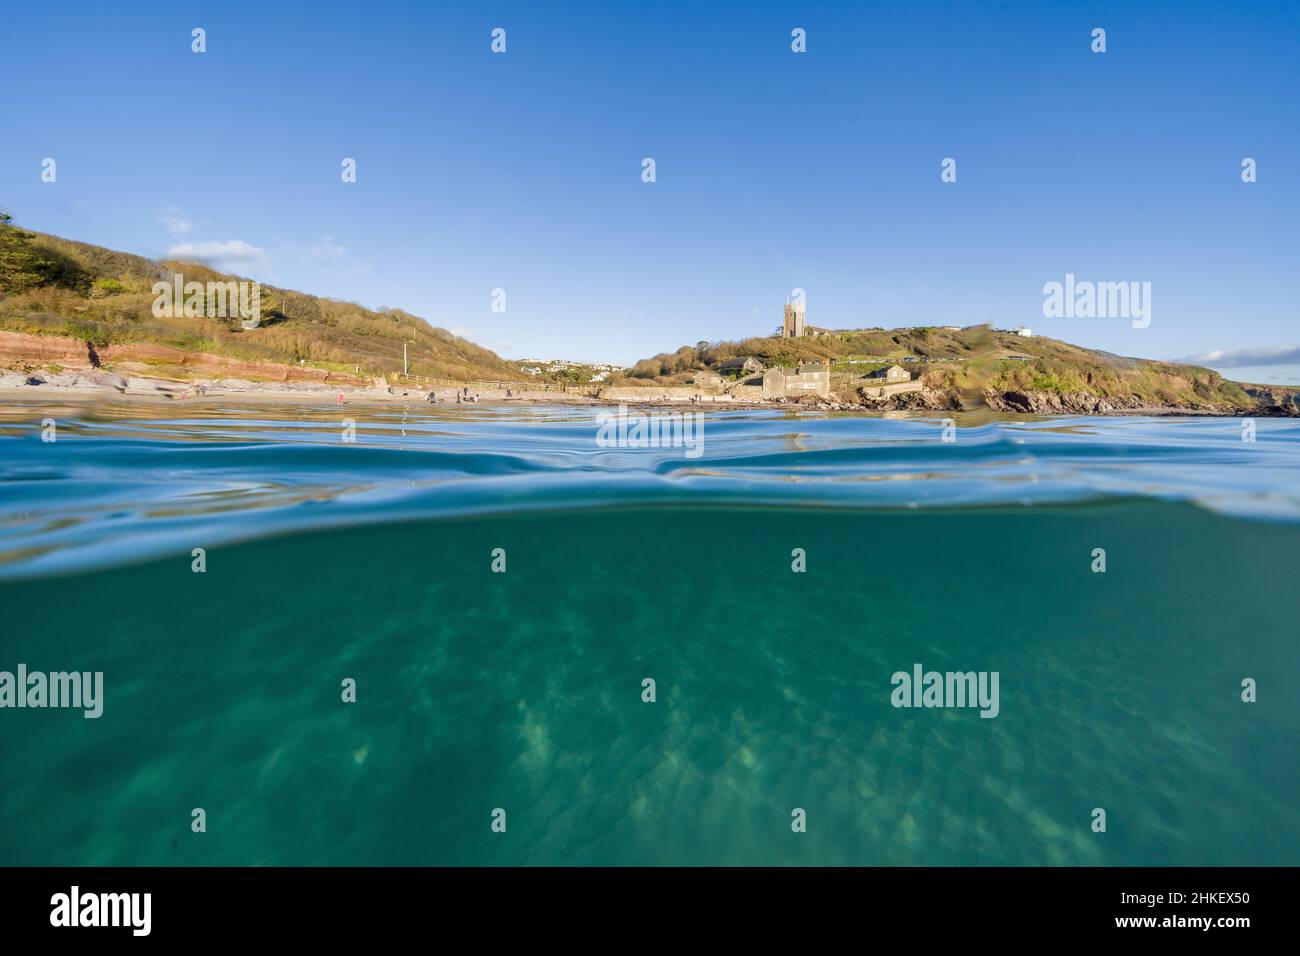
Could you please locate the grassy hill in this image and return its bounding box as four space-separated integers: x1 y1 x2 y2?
0 214 524 383
627 325 990 378
4 215 1293 413
622 324 1293 414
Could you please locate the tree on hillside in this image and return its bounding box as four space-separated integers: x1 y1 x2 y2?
0 212 88 293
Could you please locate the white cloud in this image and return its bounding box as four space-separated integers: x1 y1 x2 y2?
1177 345 1300 368
167 239 267 272
156 205 193 239
310 240 347 260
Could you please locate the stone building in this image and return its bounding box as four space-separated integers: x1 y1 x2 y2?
762 361 832 399
720 356 764 375
781 301 805 338
866 364 910 383
780 301 832 338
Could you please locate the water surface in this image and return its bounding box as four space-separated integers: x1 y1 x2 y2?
0 402 1296 865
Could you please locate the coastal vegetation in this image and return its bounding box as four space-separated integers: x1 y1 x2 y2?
2 215 1293 413
0 214 523 383
626 325 988 379
622 325 1281 414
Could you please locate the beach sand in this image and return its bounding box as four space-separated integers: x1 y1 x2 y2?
0 369 768 410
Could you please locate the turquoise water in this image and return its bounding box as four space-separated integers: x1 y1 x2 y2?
1 402 1297 865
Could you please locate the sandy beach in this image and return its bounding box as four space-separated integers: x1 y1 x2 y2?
0 368 781 410
4 368 1293 417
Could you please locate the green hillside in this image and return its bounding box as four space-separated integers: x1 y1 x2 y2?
0 213 523 382
623 323 1279 413
627 325 991 378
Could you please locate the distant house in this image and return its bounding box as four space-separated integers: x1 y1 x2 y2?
721 356 764 374
763 362 831 399
804 325 833 338
1015 326 1033 337
941 326 962 332
866 364 910 383
693 369 724 389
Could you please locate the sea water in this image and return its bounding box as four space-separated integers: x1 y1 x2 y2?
0 402 1296 865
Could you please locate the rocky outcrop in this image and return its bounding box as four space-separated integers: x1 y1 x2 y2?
890 387 961 410
0 329 371 387
0 330 90 364
842 385 960 410
1239 384 1300 416
0 368 129 393
839 382 1300 416
982 388 1299 416
982 390 1137 414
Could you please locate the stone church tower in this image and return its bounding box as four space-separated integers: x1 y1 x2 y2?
782 300 806 338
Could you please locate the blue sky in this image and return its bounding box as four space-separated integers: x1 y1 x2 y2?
2 1 1298 368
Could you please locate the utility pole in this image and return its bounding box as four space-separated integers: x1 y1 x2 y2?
404 342 408 376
